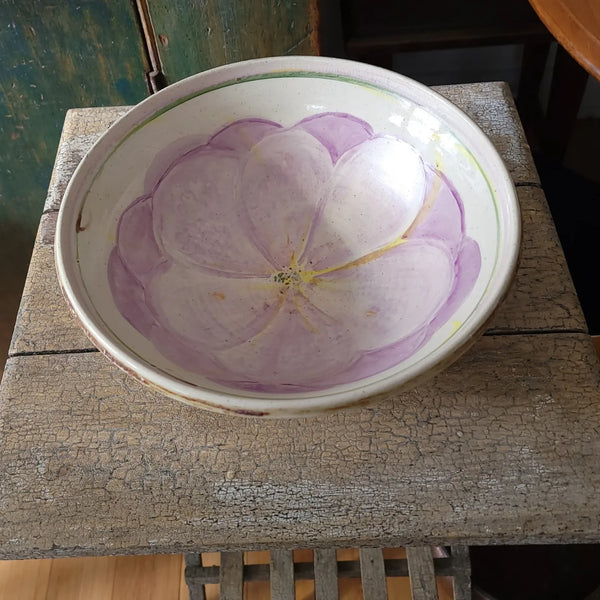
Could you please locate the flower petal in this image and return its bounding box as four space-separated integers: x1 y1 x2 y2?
302 137 427 270
213 291 356 391
152 147 273 275
241 128 333 268
427 236 481 331
294 112 373 163
209 118 282 151
305 239 455 350
408 167 465 257
108 248 157 336
146 264 281 351
326 325 430 387
116 195 167 279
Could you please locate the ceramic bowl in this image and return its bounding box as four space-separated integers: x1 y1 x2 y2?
56 56 520 417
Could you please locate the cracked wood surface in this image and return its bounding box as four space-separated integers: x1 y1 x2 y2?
1 82 598 560
2 334 600 558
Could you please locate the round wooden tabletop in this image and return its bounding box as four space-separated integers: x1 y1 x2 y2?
528 0 600 81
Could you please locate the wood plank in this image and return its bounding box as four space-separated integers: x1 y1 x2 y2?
270 550 295 600
112 554 183 600
8 212 91 355
406 547 439 600
450 546 471 600
314 549 339 600
2 333 600 558
359 548 388 600
0 558 51 599
45 556 117 600
145 0 320 84
485 186 586 333
219 553 243 600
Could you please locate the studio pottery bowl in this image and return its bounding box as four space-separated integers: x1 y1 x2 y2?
55 56 520 417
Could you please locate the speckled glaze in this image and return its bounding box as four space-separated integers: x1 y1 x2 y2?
55 57 520 417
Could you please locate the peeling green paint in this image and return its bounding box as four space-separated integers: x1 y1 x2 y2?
0 0 150 292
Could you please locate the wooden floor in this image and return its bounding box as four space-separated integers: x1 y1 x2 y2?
0 549 455 599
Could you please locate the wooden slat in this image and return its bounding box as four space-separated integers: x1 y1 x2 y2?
314 549 339 600
406 547 439 600
219 553 243 600
2 332 600 559
450 546 471 600
359 548 388 600
184 554 206 600
270 550 295 600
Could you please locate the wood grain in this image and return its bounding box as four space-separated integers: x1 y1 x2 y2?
145 0 320 84
0 558 51 599
406 547 439 600
270 550 295 600
45 556 116 600
0 1 147 293
450 546 471 600
359 548 387 600
112 554 183 600
219 553 243 600
314 549 339 600
1 333 600 559
528 0 600 81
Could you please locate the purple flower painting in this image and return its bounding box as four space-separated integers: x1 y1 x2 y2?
108 112 481 392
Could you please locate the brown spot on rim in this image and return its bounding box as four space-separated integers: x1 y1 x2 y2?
75 212 86 232
235 409 269 416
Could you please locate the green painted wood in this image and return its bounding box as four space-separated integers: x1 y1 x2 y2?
146 0 321 83
0 0 149 317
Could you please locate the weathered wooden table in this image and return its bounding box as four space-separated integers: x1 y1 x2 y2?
2 82 599 599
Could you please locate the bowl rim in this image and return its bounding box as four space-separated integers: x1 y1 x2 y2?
55 55 521 417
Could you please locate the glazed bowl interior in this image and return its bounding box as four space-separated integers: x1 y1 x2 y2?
56 56 520 417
